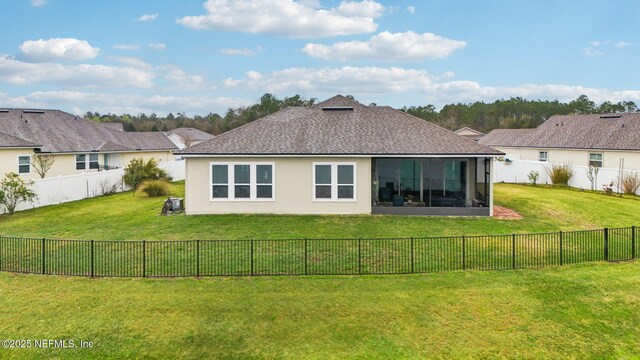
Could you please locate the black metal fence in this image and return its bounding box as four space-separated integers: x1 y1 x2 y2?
0 226 637 278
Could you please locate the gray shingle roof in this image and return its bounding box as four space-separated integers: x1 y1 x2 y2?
0 109 177 153
181 95 502 156
165 127 215 141
479 113 640 150
454 127 485 141
0 131 39 148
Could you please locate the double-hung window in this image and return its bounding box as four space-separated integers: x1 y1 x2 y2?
539 151 548 162
89 154 99 169
211 162 274 200
589 153 603 168
76 154 86 170
313 163 356 201
18 155 31 174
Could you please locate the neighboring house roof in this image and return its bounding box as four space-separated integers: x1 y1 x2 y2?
454 127 485 141
181 95 502 156
479 113 640 151
101 122 125 131
0 109 177 153
164 127 215 142
0 131 40 148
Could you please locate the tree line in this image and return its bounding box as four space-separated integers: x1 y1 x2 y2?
85 94 638 135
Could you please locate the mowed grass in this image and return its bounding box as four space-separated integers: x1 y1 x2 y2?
0 182 639 241
1 261 640 359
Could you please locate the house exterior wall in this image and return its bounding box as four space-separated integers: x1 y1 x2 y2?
497 147 640 170
184 156 372 215
0 149 173 180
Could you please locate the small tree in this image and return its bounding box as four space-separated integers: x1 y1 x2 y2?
123 158 172 194
0 172 37 215
31 152 56 179
527 170 539 185
586 165 599 191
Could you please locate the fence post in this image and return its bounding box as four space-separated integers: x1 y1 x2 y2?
142 240 146 278
604 228 609 262
358 238 362 275
512 234 516 269
462 235 466 270
41 238 46 275
90 240 94 278
410 237 415 274
250 239 254 276
559 231 563 266
196 240 200 277
304 238 308 275
632 226 636 260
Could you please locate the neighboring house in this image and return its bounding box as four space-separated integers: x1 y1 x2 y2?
179 95 503 216
479 113 640 169
0 108 177 179
164 127 215 149
454 127 485 141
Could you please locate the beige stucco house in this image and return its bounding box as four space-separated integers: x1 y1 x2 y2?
179 96 503 216
0 108 177 180
479 113 640 170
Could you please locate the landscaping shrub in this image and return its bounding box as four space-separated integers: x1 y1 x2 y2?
620 172 640 195
139 180 171 197
545 164 573 186
0 172 37 215
123 158 172 192
528 170 539 185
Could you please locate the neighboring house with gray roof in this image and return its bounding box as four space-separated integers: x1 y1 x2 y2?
179 95 503 216
479 113 640 169
0 108 177 179
164 127 215 149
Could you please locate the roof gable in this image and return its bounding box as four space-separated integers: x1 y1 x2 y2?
182 95 502 156
0 131 39 148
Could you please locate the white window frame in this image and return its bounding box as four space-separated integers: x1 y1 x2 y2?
76 153 100 171
89 153 99 170
589 153 603 168
312 162 357 202
538 151 548 162
75 154 87 171
209 162 275 201
17 155 31 174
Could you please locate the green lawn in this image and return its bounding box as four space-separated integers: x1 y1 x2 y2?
1 261 640 359
0 182 639 240
1 184 640 358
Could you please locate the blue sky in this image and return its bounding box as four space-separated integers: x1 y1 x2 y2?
0 0 638 115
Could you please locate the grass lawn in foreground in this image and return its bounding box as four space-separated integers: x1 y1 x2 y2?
1 261 640 359
0 182 639 240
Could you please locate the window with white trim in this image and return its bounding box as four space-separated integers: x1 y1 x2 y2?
589 153 603 168
89 154 99 169
539 151 548 162
211 162 274 200
18 155 31 174
313 163 356 201
76 154 86 170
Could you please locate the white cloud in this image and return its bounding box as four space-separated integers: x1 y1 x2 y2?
615 41 632 48
224 66 435 93
0 91 252 116
0 55 154 88
107 56 152 69
407 5 415 14
31 0 47 7
113 44 140 51
582 47 603 57
303 31 466 61
18 38 100 62
136 13 159 22
177 0 384 38
220 46 263 57
164 70 214 91
148 42 166 51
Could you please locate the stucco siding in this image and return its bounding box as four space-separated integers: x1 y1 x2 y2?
0 150 173 180
498 147 640 170
185 157 372 215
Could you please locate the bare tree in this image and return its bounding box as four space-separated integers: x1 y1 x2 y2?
31 152 56 179
181 133 196 148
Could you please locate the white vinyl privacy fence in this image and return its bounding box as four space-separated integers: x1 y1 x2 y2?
11 160 185 212
494 159 640 195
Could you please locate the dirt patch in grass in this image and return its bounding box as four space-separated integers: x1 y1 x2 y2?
494 205 523 219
